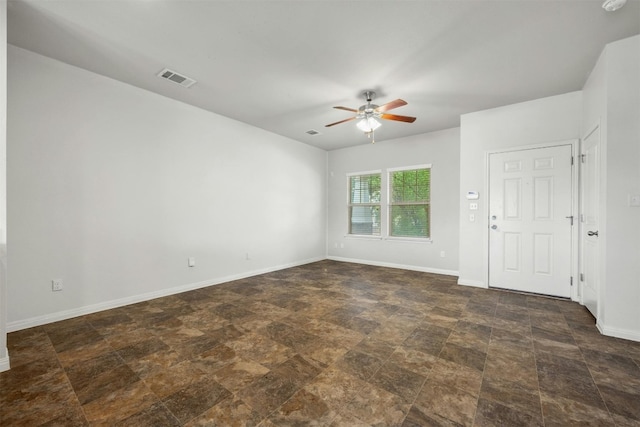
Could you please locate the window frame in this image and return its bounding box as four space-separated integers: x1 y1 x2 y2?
346 170 382 237
387 164 432 240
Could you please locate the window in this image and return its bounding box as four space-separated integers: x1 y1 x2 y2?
389 166 431 238
348 172 381 235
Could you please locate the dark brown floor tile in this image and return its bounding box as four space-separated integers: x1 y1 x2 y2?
404 325 451 355
226 332 295 369
64 351 123 389
74 361 140 405
388 346 438 377
414 380 478 426
479 375 542 418
354 335 398 359
237 370 300 418
185 395 263 427
341 383 411 426
162 377 231 423
536 353 608 411
0 355 61 392
5 327 57 369
116 401 181 426
40 402 89 426
489 327 533 352
540 393 615 426
117 337 170 363
484 348 538 386
212 358 270 393
82 380 159 425
0 369 81 426
260 322 317 351
342 316 380 335
428 357 483 396
270 354 322 388
474 397 543 426
143 359 209 399
439 342 487 372
126 348 183 379
303 366 368 412
334 349 384 381
5 261 640 427
213 303 256 320
597 384 640 421
369 361 426 402
402 405 455 426
494 303 530 324
268 388 337 425
303 318 364 348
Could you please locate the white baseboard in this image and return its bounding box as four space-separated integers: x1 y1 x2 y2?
597 321 640 343
0 349 9 373
7 256 324 333
327 256 459 277
457 278 487 288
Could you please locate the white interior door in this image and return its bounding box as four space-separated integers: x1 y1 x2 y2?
581 128 600 318
489 145 573 297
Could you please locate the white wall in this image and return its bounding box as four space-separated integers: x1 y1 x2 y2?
7 46 327 330
458 92 582 288
327 128 460 274
0 0 8 372
583 35 640 341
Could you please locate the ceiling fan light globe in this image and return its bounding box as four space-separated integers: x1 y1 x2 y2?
602 0 627 11
357 117 381 132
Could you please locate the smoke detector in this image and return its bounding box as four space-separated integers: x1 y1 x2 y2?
157 68 197 88
602 0 627 11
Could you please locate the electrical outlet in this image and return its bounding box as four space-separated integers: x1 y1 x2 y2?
188 257 195 267
440 251 446 258
52 279 63 292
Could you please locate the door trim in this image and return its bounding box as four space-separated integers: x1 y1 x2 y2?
484 139 580 301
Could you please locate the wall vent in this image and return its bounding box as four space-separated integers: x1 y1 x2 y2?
306 129 321 136
157 68 197 88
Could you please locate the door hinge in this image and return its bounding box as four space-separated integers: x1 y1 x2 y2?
566 215 574 226
570 276 574 286
571 156 574 165
580 214 585 223
581 154 586 163
580 273 584 282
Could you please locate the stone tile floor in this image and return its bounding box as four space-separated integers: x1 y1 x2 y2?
1 260 640 426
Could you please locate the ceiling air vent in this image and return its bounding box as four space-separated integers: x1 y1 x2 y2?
157 68 197 88
306 129 321 136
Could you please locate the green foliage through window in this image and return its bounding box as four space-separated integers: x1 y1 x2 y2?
389 168 430 238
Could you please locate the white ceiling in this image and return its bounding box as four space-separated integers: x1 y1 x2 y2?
7 0 640 151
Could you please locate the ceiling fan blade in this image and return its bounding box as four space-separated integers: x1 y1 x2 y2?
325 116 356 127
381 113 416 123
376 99 407 113
333 106 358 112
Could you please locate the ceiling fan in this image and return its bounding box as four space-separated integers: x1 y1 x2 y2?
325 91 416 142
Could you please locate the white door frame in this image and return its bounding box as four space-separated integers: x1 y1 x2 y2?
579 123 601 319
484 139 580 301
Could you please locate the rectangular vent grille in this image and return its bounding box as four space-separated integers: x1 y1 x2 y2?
157 68 196 88
306 129 321 136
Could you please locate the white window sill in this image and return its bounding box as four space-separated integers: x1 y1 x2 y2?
344 235 432 244
344 234 383 240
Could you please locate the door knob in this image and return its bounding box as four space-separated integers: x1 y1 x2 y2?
587 230 599 237
491 225 498 230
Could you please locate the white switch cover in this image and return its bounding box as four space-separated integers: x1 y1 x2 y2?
469 214 475 222
188 257 196 267
629 194 640 207
469 203 478 210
